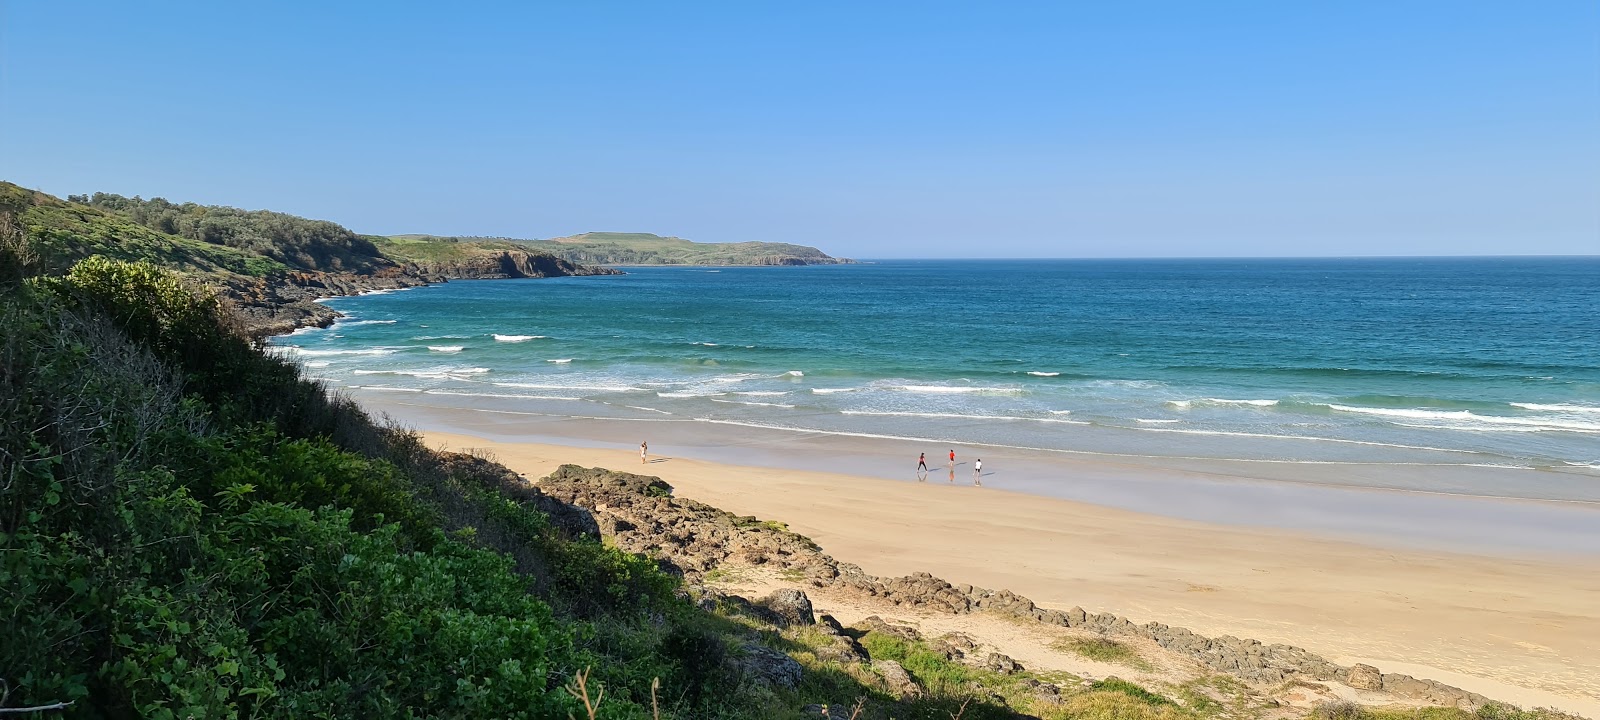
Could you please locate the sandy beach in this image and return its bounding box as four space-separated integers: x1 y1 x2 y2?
419 428 1600 716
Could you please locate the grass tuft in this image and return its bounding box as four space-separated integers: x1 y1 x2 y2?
1052 636 1156 672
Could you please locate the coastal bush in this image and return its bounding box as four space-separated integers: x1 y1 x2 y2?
81 193 387 273
3 255 894 718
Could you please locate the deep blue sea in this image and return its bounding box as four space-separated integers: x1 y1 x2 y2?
270 258 1600 482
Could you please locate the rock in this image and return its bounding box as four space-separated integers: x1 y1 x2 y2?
983 652 1022 674
853 616 923 642
1016 677 1062 704
735 643 802 689
534 461 1499 706
873 659 923 699
813 633 870 665
1347 664 1383 690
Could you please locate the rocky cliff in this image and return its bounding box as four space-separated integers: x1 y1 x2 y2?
227 254 621 337
405 250 624 281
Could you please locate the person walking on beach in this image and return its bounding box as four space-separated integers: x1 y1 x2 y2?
948 448 956 469
974 458 983 481
640 441 648 464
917 452 928 472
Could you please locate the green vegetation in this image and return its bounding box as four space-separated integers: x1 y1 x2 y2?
0 239 1141 718
1053 635 1156 672
369 234 536 265
393 231 851 266
79 193 388 273
1 193 1575 719
2 182 286 279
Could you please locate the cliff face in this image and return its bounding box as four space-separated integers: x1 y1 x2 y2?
228 254 621 337
407 250 624 281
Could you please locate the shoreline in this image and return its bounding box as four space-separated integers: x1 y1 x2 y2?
413 428 1600 716
353 391 1600 559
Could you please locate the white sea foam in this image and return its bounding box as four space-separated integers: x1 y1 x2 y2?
898 385 1022 396
692 342 719 346
338 319 397 326
811 387 859 394
1132 424 1484 453
1326 404 1600 432
1511 402 1600 414
1136 418 1180 424
1026 371 1061 377
711 398 796 409
413 335 470 340
285 326 323 336
1168 398 1279 408
494 381 640 393
657 391 726 398
428 346 464 353
353 385 423 393
733 391 789 397
423 390 583 401
283 347 400 357
353 369 452 379
547 358 573 364
841 410 1089 425
785 370 804 377
304 361 332 368
621 405 674 415
493 334 547 342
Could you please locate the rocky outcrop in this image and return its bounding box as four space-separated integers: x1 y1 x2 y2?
229 252 619 337
406 251 623 281
536 465 1499 710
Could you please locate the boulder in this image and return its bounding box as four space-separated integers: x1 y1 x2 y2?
873 659 923 699
761 588 816 626
1347 664 1383 691
853 615 922 642
983 652 1022 675
735 643 802 689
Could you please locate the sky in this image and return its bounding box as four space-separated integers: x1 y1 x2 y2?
2 1 1597 258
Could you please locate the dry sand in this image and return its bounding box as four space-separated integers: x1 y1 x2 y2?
422 431 1600 716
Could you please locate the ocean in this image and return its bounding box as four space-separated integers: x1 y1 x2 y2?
269 258 1600 500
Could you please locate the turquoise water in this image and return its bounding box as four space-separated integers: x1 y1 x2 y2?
271 258 1600 484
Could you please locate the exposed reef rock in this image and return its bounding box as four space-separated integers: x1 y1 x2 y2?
535 464 1496 710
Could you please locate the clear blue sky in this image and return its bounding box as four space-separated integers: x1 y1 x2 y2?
3 2 1596 257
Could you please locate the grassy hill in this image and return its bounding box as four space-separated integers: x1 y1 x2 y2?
0 183 615 335
391 231 853 266
1 182 288 280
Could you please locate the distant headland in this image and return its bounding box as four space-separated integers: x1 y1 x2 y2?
386 231 855 267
